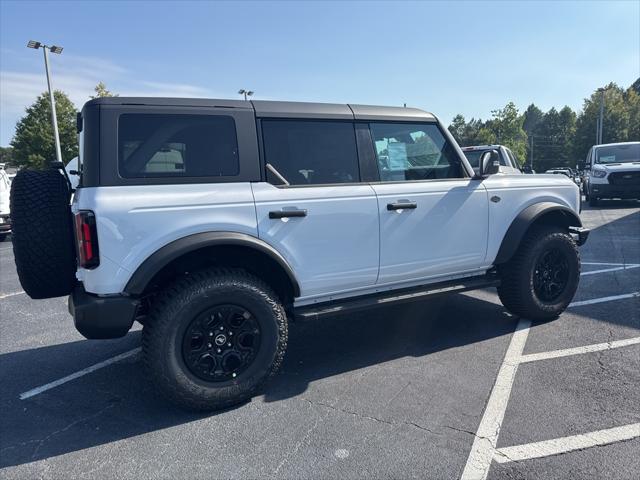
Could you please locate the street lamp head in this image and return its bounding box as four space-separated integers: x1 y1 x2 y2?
27 40 42 49
246 91 254 97
50 45 63 54
238 89 246 95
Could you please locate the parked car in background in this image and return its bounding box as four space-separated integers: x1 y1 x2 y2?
0 166 11 241
581 141 640 206
545 168 572 177
462 145 522 174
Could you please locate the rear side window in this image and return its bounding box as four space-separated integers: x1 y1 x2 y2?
261 120 360 186
370 123 464 181
118 114 239 178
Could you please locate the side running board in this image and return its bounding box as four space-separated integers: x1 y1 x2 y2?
295 274 501 321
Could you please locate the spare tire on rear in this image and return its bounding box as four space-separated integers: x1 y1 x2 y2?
10 168 77 299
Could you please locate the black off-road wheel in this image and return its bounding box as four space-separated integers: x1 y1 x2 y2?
10 169 76 299
142 268 288 411
497 225 580 322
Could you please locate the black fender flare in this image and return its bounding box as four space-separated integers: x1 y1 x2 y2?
494 202 582 264
124 231 301 297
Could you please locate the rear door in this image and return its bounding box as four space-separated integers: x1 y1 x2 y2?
366 122 490 285
252 118 380 300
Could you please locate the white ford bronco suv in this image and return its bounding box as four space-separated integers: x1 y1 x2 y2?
10 98 588 410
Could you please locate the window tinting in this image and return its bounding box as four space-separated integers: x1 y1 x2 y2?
370 123 464 181
118 114 239 178
262 120 360 186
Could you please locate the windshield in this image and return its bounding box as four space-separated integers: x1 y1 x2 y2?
463 149 505 168
595 144 640 164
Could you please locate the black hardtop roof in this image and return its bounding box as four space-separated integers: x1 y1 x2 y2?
84 97 437 122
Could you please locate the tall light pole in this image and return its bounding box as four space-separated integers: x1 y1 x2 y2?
238 89 254 101
597 88 605 145
27 40 64 164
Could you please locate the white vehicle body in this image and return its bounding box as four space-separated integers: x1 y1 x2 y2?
74 163 579 305
0 168 11 236
583 142 640 202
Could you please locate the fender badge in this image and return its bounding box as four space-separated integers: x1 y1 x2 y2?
491 196 501 203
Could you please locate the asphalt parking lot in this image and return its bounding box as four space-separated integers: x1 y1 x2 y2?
1 201 638 479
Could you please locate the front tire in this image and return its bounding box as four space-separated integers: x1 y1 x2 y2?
497 225 580 322
143 268 288 411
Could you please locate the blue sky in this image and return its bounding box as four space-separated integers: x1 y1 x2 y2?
1 0 638 146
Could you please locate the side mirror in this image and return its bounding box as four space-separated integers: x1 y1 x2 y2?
478 150 500 177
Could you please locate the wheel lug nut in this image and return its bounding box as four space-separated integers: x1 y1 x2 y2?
217 348 221 353
207 343 212 348
227 343 232 347
232 373 237 378
209 332 213 336
229 332 233 336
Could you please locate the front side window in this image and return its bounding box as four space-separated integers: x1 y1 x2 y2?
261 120 360 186
370 123 464 181
118 114 239 178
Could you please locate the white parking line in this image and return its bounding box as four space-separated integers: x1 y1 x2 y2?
582 262 631 266
0 290 25 299
462 289 640 479
569 292 640 308
519 337 640 363
581 265 640 276
460 318 531 480
19 347 141 400
494 423 640 463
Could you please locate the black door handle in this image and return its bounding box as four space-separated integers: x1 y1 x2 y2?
269 209 308 219
387 202 417 211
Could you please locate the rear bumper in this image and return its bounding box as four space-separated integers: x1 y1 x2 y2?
68 285 139 339
590 183 640 199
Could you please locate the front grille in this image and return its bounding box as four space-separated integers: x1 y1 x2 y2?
608 171 640 186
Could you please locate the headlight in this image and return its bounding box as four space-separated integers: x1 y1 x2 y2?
592 168 607 178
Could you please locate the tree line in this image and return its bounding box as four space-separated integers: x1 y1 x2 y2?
448 80 640 172
1 81 638 172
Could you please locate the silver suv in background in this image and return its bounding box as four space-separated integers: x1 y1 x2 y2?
462 145 522 175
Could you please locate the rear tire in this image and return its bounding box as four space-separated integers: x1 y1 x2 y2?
497 225 580 322
142 268 287 411
10 169 76 299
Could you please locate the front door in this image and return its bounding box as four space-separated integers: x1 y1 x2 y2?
367 121 489 285
252 119 379 300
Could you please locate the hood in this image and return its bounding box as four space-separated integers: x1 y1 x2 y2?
593 162 640 173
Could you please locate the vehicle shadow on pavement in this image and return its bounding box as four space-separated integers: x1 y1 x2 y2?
0 293 515 469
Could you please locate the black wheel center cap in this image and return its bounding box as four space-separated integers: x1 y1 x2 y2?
214 334 227 346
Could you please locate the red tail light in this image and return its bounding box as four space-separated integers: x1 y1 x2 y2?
74 211 100 269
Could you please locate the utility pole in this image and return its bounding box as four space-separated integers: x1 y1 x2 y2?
597 89 605 144
27 41 64 164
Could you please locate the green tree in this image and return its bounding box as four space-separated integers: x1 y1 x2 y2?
448 114 467 144
90 82 118 99
11 91 78 169
0 146 14 167
531 106 576 171
573 83 633 161
522 103 544 137
488 102 527 163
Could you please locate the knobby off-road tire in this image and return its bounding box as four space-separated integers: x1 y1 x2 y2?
143 268 288 411
497 225 580 322
10 169 76 299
